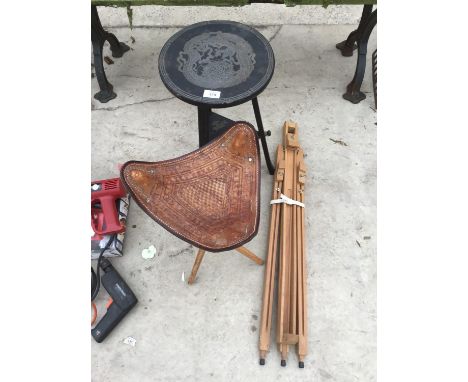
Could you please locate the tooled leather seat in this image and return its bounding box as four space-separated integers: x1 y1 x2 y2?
120 122 260 252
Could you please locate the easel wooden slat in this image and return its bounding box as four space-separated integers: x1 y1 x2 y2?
259 146 284 362
296 149 307 366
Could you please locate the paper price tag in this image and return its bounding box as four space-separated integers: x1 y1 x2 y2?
203 90 221 99
123 336 136 347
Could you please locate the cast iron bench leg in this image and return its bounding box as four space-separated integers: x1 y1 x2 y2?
252 98 275 175
91 5 130 103
336 5 373 57
343 10 377 104
372 49 377 109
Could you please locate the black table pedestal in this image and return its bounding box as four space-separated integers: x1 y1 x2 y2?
197 98 275 175
197 107 211 147
91 6 130 103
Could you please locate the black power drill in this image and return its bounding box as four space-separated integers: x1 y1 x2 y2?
91 258 138 343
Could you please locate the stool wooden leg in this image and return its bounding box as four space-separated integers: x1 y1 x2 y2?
188 249 206 284
235 246 264 265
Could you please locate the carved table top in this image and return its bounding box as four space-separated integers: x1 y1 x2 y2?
158 20 275 108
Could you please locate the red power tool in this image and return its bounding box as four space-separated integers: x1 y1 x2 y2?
91 178 126 237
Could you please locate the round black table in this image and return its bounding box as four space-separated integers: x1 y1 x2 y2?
159 20 275 174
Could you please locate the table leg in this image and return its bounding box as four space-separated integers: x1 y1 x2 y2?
252 98 275 175
91 5 130 103
343 10 377 104
336 5 373 57
197 107 211 147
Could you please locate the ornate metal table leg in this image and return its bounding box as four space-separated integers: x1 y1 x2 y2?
252 98 275 175
197 107 211 147
91 5 130 103
343 10 377 104
336 5 373 57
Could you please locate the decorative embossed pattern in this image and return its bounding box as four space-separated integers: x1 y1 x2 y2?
159 21 274 107
120 122 260 252
177 31 256 89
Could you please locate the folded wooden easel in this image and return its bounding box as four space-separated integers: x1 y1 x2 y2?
259 121 308 368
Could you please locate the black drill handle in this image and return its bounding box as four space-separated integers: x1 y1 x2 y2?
91 259 137 343
92 301 127 343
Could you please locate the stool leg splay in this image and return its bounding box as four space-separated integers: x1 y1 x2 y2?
188 246 263 285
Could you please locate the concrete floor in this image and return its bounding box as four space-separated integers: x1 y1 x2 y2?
91 22 376 382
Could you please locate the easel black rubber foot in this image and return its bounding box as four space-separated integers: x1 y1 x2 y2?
259 358 265 366
281 360 286 367
299 361 304 368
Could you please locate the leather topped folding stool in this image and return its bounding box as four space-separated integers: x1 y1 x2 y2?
121 122 264 284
